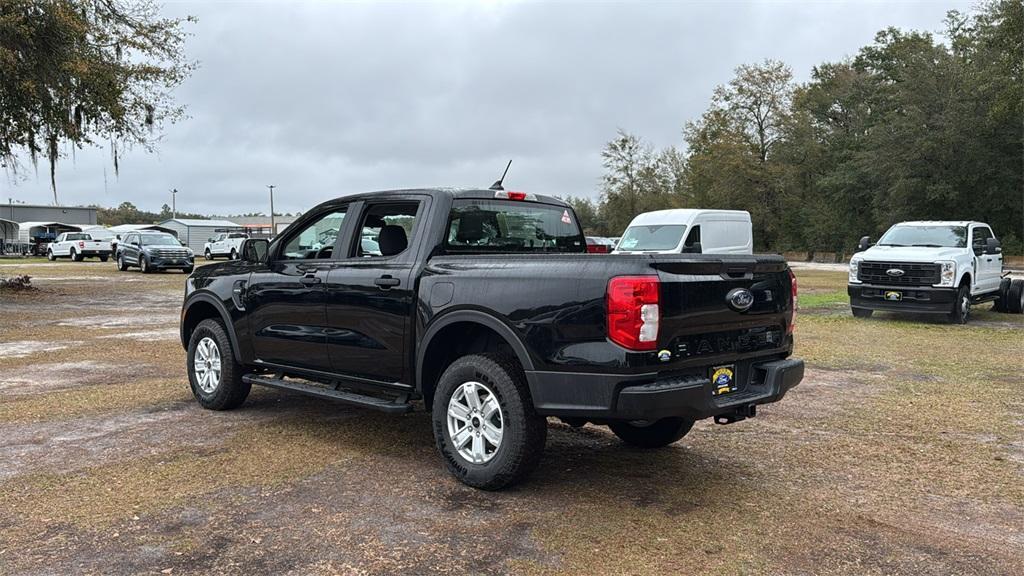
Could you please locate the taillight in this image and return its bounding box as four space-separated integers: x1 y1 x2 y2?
78 241 85 248
787 268 798 334
607 275 660 351
587 244 609 254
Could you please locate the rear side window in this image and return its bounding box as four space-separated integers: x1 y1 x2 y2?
445 199 585 253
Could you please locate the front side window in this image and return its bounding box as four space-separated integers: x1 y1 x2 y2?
280 209 348 260
972 227 993 246
878 225 967 248
356 202 420 258
618 224 687 252
445 199 584 253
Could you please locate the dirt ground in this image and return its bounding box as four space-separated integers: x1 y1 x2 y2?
1 260 1022 575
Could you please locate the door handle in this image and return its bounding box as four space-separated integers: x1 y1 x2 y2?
300 274 321 286
374 275 400 289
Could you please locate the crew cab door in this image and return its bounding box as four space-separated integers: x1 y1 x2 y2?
246 205 352 372
970 225 1001 293
325 197 428 384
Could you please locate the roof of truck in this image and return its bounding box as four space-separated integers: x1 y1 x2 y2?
895 221 979 226
326 188 570 207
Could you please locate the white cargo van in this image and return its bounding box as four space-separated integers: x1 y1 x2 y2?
613 209 753 255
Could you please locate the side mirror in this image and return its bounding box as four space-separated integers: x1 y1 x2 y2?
682 241 702 254
208 237 215 243
986 237 1001 254
857 236 871 251
241 238 270 264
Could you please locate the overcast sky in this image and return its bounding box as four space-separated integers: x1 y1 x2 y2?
4 0 970 216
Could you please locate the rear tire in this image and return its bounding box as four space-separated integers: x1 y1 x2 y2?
99 255 109 262
432 353 547 490
187 319 250 410
70 248 81 262
948 283 970 324
992 278 1011 312
1007 279 1024 314
852 307 873 318
609 417 694 448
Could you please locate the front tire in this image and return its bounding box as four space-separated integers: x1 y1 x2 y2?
230 248 238 260
99 255 109 262
432 353 547 490
187 319 250 410
47 249 55 261
183 265 194 274
205 249 212 260
948 283 970 324
608 417 694 448
140 255 151 273
852 307 873 319
117 254 129 271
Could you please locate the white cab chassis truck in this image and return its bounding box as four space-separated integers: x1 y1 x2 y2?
46 232 112 262
848 221 1021 323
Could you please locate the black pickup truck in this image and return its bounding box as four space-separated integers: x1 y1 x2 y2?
180 188 803 489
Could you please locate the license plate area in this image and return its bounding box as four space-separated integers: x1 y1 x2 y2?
710 364 738 396
884 290 902 302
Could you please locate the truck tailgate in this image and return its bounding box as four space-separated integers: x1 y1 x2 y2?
651 256 793 364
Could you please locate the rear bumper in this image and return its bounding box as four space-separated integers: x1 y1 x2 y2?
525 357 804 421
79 250 111 257
848 283 955 314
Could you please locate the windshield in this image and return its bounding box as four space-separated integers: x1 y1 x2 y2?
616 225 687 251
877 225 967 248
445 200 585 253
141 234 181 246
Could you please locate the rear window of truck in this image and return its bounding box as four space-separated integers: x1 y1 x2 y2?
445 199 585 253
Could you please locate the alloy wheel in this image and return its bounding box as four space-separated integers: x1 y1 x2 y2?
193 337 222 393
447 380 503 464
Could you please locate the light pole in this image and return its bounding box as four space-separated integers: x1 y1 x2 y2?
170 188 178 219
267 185 276 236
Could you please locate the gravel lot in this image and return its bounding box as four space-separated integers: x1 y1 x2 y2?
1 260 1022 575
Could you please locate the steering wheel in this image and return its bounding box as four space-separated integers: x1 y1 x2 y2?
314 245 333 259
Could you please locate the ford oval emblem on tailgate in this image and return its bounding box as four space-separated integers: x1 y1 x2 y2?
726 288 755 312
886 268 905 277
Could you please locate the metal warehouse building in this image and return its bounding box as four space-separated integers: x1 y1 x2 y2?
159 218 243 253
3 203 97 226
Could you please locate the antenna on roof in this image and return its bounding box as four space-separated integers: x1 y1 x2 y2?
489 159 513 191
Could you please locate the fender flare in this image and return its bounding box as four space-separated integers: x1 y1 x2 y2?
180 292 242 359
416 309 535 391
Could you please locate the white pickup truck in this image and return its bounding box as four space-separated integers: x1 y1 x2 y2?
46 232 113 262
203 232 248 260
848 220 1022 323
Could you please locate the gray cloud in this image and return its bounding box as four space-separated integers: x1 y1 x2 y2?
5 0 969 216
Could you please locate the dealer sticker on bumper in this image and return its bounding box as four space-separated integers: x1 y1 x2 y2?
710 365 737 396
884 291 902 301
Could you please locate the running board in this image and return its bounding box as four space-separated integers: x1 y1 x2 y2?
242 374 412 413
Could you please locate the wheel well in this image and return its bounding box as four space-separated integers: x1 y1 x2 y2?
959 273 971 288
181 301 222 348
419 321 519 410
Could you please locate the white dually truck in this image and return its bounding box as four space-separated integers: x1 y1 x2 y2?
848 221 1021 323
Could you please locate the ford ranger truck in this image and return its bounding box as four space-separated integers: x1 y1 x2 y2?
179 188 804 489
848 221 1020 323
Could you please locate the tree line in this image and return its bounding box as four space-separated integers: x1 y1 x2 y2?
567 1 1022 256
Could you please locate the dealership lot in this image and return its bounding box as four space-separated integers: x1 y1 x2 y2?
1 260 1022 575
